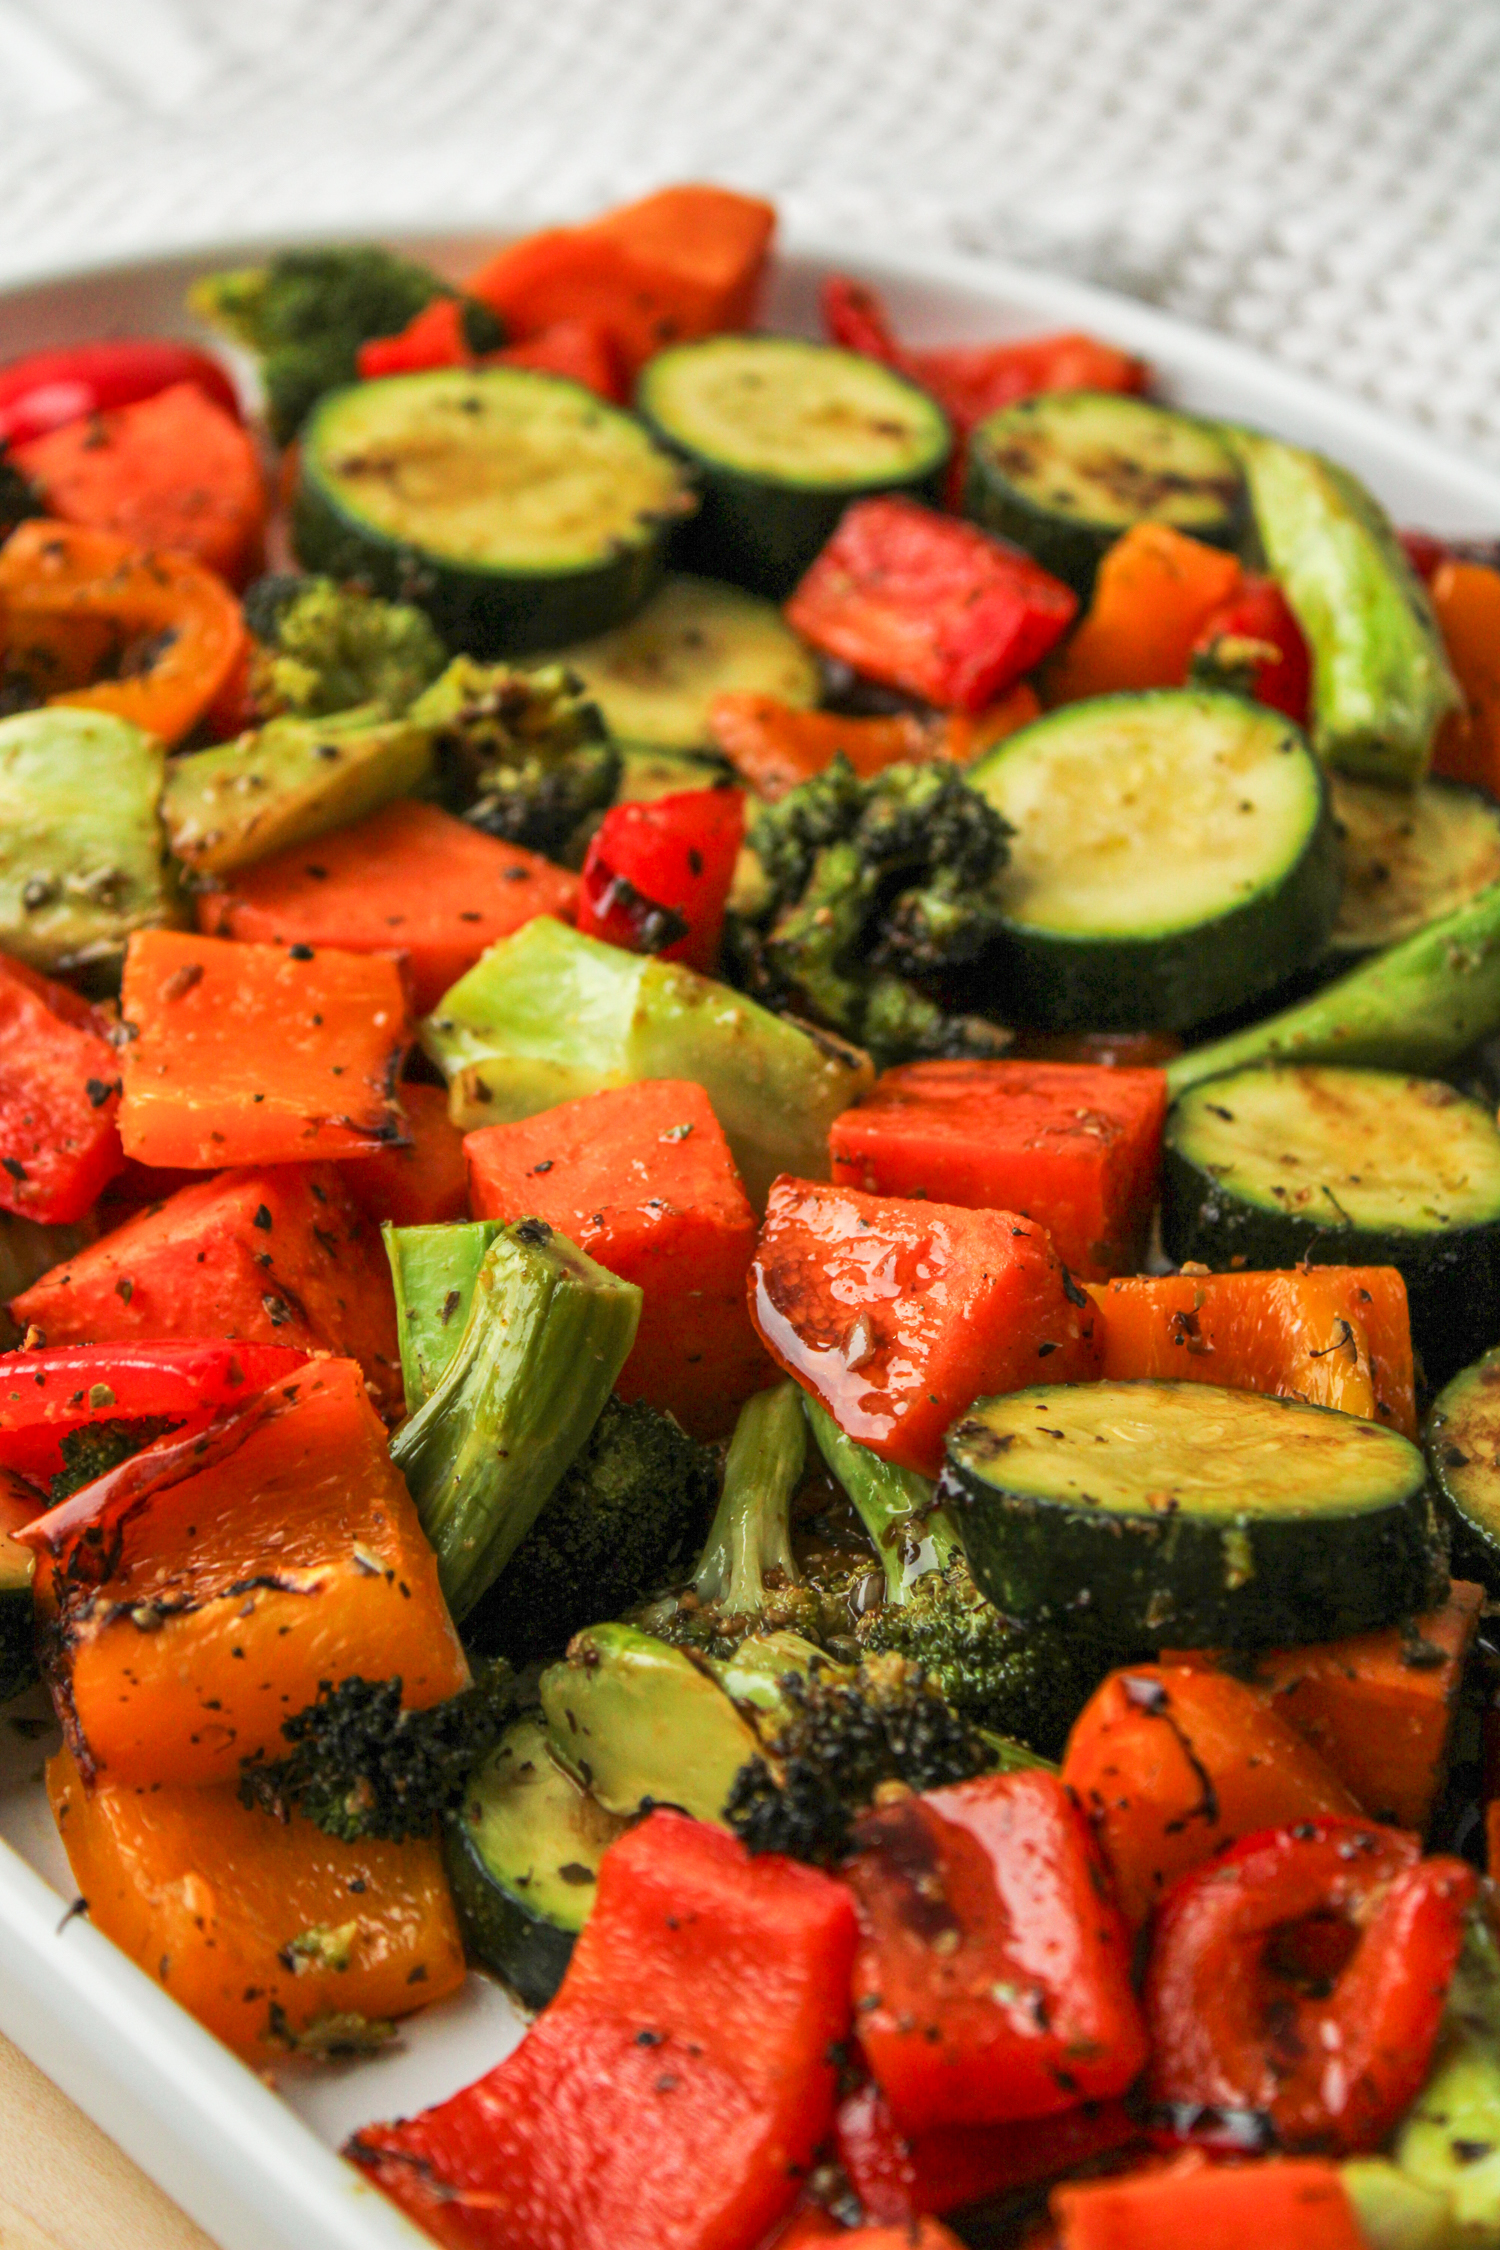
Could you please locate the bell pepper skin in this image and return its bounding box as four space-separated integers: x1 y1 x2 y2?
358 302 626 403
749 1176 1100 1476
9 1161 404 1418
0 339 239 446
0 953 125 1225
48 1743 464 2061
23 1355 468 1787
577 786 745 975
357 296 475 378
1042 523 1244 705
492 318 625 402
1145 1818 1475 2153
1061 1666 1361 1930
845 1772 1147 2135
836 2076 1137 2225
1052 2153 1368 2250
785 498 1077 714
0 1337 307 1489
341 1080 469 1228
1429 560 1500 793
350 1808 857 2250
0 518 247 746
1191 573 1312 727
709 686 1040 801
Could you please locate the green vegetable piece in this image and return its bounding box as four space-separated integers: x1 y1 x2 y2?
693 1381 807 1613
1227 427 1460 783
421 916 873 1207
539 1621 761 1824
0 708 184 976
804 1395 955 1593
409 656 618 857
161 704 432 876
389 1218 640 1618
383 1219 502 1414
612 746 734 805
1341 2160 1454 2250
1165 879 1500 1098
245 574 447 720
708 1628 832 1713
1395 1913 1500 2240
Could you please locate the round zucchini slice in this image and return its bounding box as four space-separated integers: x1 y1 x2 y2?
1163 1063 1500 1387
1330 774 1500 956
966 691 1338 1031
963 390 1245 597
1428 1347 1500 1590
637 336 950 596
293 369 694 657
553 573 820 749
444 1714 626 2010
943 1379 1433 1649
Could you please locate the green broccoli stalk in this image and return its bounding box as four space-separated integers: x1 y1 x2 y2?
804 1398 1111 1758
239 1663 514 1841
409 657 619 857
727 757 1016 1069
191 247 502 443
241 575 447 722
462 1396 718 1663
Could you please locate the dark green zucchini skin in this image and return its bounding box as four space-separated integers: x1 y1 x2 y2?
292 475 668 661
0 1589 35 1705
1427 1347 1500 1590
442 1806 575 2011
942 1382 1436 1652
1161 1089 1500 1392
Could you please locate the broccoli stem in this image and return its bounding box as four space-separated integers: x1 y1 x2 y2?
692 1381 807 1613
802 1396 961 1598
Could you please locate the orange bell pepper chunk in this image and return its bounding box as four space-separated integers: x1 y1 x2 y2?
1042 522 1243 704
49 1744 465 2061
1053 2153 1368 2250
708 683 1041 802
1430 559 1500 792
0 517 247 745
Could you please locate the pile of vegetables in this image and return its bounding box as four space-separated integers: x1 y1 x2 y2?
4 175 1500 2250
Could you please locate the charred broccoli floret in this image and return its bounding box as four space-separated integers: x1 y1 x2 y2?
462 1396 718 1664
192 247 502 443
724 1650 995 1864
410 656 619 856
727 757 1015 1068
805 1399 1110 1758
239 1664 514 1842
241 574 446 721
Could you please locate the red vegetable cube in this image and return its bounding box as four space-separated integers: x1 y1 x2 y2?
577 786 745 975
340 1080 469 1228
829 1059 1168 1280
466 1080 768 1438
0 953 124 1224
835 2077 1135 2226
1053 2155 1368 2250
749 1176 1100 1476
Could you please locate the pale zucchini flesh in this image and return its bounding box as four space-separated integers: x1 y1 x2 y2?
1429 1346 1500 1590
1331 773 1500 953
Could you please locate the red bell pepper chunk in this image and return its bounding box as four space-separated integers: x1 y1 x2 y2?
1052 2153 1368 2250
845 1772 1148 2135
785 498 1077 714
350 1808 858 2250
0 1339 308 1490
749 1176 1099 1476
1145 1817 1475 2154
0 953 125 1225
1400 530 1450 582
577 786 745 975
356 296 473 379
1191 573 1312 727
816 2228 964 2250
493 318 626 403
340 1080 469 1230
0 339 239 447
836 2076 1137 2225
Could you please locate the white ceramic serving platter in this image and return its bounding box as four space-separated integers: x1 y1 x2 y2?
0 225 1499 2250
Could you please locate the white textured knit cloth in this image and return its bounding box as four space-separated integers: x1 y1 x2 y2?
0 0 1497 466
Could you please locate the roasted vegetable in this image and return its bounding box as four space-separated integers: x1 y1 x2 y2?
388 1218 640 1617
727 757 1014 1067
240 573 446 721
410 655 617 855
192 245 457 443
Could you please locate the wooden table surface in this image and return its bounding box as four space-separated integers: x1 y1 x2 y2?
0 2032 214 2250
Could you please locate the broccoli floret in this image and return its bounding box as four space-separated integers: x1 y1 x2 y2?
48 1416 179 1503
239 1663 513 1842
727 758 1015 1068
241 574 446 721
410 657 619 856
191 247 501 443
725 1650 995 1864
462 1396 718 1664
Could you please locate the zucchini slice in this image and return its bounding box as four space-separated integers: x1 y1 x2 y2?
553 574 820 749
637 337 950 596
1330 774 1500 955
1428 1348 1500 1590
445 1715 626 2009
293 369 694 657
967 690 1338 1031
963 390 1245 597
1162 1063 1500 1386
943 1379 1433 1649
